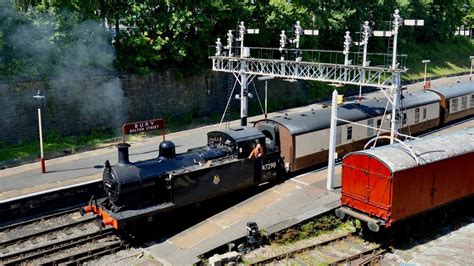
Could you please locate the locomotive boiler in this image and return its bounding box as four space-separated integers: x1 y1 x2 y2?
103 141 232 208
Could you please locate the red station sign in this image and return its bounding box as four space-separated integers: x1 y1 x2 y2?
121 118 165 143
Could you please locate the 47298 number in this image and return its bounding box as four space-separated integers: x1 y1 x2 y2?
262 162 277 170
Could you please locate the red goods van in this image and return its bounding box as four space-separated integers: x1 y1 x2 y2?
335 128 474 232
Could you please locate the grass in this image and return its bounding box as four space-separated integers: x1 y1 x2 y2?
402 38 473 80
0 130 118 167
0 113 226 168
270 215 358 245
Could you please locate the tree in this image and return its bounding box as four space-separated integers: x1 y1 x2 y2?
0 0 114 78
426 0 470 41
2 0 473 75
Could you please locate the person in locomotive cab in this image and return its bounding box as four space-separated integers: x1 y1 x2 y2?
248 140 263 183
248 140 263 159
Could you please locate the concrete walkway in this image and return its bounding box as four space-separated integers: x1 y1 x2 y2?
146 166 342 265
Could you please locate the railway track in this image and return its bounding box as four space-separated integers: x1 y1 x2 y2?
246 232 385 265
0 179 103 228
0 209 126 265
417 117 474 138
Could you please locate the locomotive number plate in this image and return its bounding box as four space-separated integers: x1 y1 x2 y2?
262 162 277 170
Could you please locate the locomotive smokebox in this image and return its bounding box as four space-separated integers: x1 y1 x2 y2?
117 143 131 165
159 141 176 159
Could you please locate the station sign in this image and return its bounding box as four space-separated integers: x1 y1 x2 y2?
121 118 165 142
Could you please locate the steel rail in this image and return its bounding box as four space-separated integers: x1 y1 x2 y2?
64 242 126 265
249 232 353 265
1 228 115 264
417 117 474 138
0 208 79 231
0 215 96 248
0 179 103 228
42 239 125 265
248 231 389 266
355 248 387 265
328 246 384 265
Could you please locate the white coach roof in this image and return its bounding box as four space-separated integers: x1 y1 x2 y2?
348 127 474 173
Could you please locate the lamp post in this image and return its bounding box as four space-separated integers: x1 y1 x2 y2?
470 56 474 81
422 59 430 89
33 90 46 174
257 76 275 119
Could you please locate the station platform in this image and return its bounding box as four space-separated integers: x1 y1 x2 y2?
0 125 210 201
1 74 470 203
0 73 471 202
146 166 342 265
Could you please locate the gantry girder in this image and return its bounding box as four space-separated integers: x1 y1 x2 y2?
210 56 405 90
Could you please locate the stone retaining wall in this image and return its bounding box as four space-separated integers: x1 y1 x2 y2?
0 71 307 144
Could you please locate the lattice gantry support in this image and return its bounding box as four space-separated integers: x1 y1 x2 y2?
211 56 403 89
212 13 417 133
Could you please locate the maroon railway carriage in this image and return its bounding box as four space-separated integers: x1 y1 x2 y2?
335 128 474 232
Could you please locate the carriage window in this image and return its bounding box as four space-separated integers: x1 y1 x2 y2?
451 98 459 112
414 108 420 123
423 108 427 119
377 119 382 127
367 119 374 136
471 95 474 107
461 96 468 109
402 113 407 125
347 126 352 140
336 127 342 145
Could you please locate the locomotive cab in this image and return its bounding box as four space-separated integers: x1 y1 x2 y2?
207 127 282 183
207 127 264 159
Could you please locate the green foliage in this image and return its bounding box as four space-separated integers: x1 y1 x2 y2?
305 81 335 100
1 0 473 75
271 215 350 244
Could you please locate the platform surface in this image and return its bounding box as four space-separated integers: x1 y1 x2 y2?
1 74 471 202
146 166 342 265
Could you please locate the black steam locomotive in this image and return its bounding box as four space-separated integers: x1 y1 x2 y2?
82 127 282 230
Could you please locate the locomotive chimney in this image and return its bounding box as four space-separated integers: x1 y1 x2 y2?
117 143 131 165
